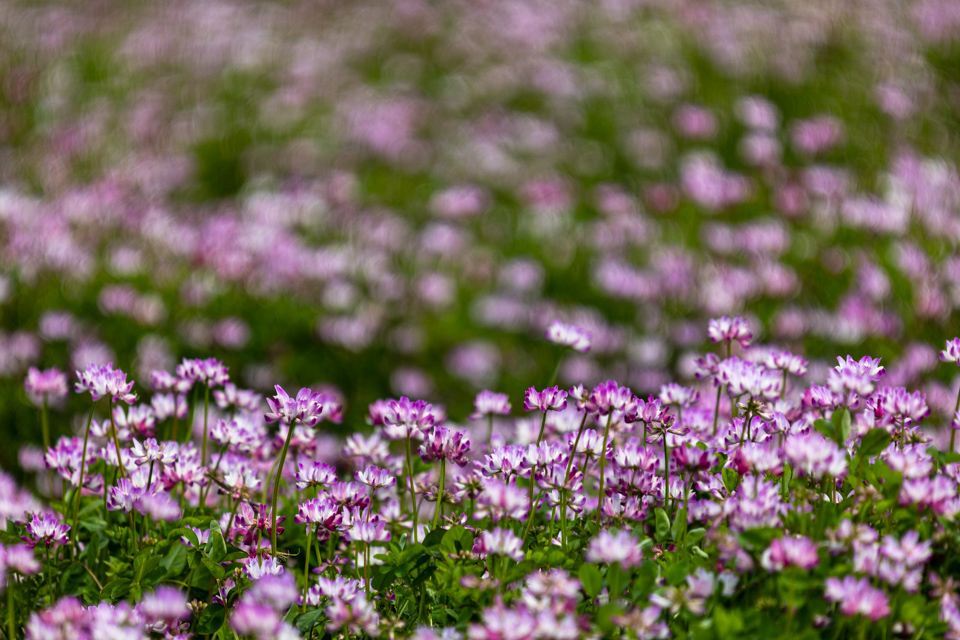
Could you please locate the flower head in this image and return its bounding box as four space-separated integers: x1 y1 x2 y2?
74 362 137 404
545 320 591 353
523 386 568 413
24 367 68 407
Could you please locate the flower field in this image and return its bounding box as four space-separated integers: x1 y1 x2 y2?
1 0 960 638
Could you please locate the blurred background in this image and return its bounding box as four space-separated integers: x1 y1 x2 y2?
2 0 960 473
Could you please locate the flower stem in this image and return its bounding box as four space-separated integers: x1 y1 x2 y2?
596 413 613 525
40 399 50 452
406 437 418 543
663 431 671 515
7 572 15 640
535 411 548 447
302 524 313 613
270 420 297 555
71 403 97 551
109 398 126 479
712 385 722 435
433 458 446 529
563 413 588 489
950 382 960 454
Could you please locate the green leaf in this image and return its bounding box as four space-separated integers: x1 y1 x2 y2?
721 468 739 494
578 563 603 598
714 605 744 636
813 419 835 439
858 429 892 459
294 609 325 634
686 528 706 546
832 408 851 444
160 541 187 578
595 602 624 633
195 603 226 634
200 555 226 580
664 561 689 586
422 527 447 548
168 527 199 549
654 508 671 542
606 563 624 597
440 525 473 556
205 520 227 563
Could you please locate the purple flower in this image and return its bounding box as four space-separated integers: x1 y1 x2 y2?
2 544 40 575
23 367 68 407
941 338 960 364
150 393 187 421
585 529 643 568
784 432 848 479
264 385 324 426
381 396 436 440
176 357 230 388
74 362 137 404
523 386 568 413
214 383 262 412
23 513 70 548
472 527 524 562
294 498 342 539
345 519 391 544
707 316 753 349
761 536 820 571
247 572 299 611
139 586 190 630
658 383 700 409
582 380 632 416
356 464 396 489
419 427 471 466
326 594 380 637
151 370 192 394
545 320 591 353
824 576 890 621
296 461 338 490
470 390 512 420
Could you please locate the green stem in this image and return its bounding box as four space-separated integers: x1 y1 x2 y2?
406 437 419 543
6 574 14 640
72 404 97 551
271 420 298 555
201 386 210 465
302 524 313 613
109 398 125 479
712 385 722 435
663 430 671 515
535 411 548 447
487 414 494 450
950 382 960 454
596 413 613 525
184 386 197 444
563 413 589 489
433 458 446 529
40 399 50 452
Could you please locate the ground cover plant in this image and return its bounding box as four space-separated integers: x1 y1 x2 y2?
2 320 960 638
2 0 960 638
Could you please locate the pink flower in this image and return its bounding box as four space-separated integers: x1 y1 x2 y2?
523 386 568 413
761 536 820 571
74 362 137 404
585 529 643 568
707 316 753 349
824 576 890 621
470 390 512 420
264 385 324 426
545 320 591 353
23 367 68 407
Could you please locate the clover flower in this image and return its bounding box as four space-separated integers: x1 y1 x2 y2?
381 396 436 440
585 529 643 568
74 362 137 404
23 513 70 548
419 427 471 466
473 527 524 563
707 316 753 349
176 357 230 388
523 386 568 413
23 367 68 407
824 576 890 621
545 320 591 353
761 535 820 571
264 385 324 426
941 338 960 364
470 390 512 420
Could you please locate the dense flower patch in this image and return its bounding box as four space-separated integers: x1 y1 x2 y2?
1 317 959 639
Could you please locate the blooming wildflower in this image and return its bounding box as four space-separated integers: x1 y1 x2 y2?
941 338 960 364
150 393 187 421
243 555 285 580
585 529 643 568
824 576 891 621
346 519 391 544
545 320 591 353
230 601 282 637
419 427 471 466
784 432 848 479
761 535 820 571
2 544 40 575
659 383 700 408
473 527 525 563
130 438 174 466
382 396 435 440
265 385 324 426
151 370 192 394
214 383 262 412
176 357 230 388
356 464 396 489
708 316 753 349
523 386 568 413
612 606 669 640
326 594 381 637
583 380 632 415
23 367 68 407
763 350 809 376
296 461 338 490
248 572 299 611
23 513 70 548
475 479 528 522
139 586 190 630
470 390 512 420
74 362 137 404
